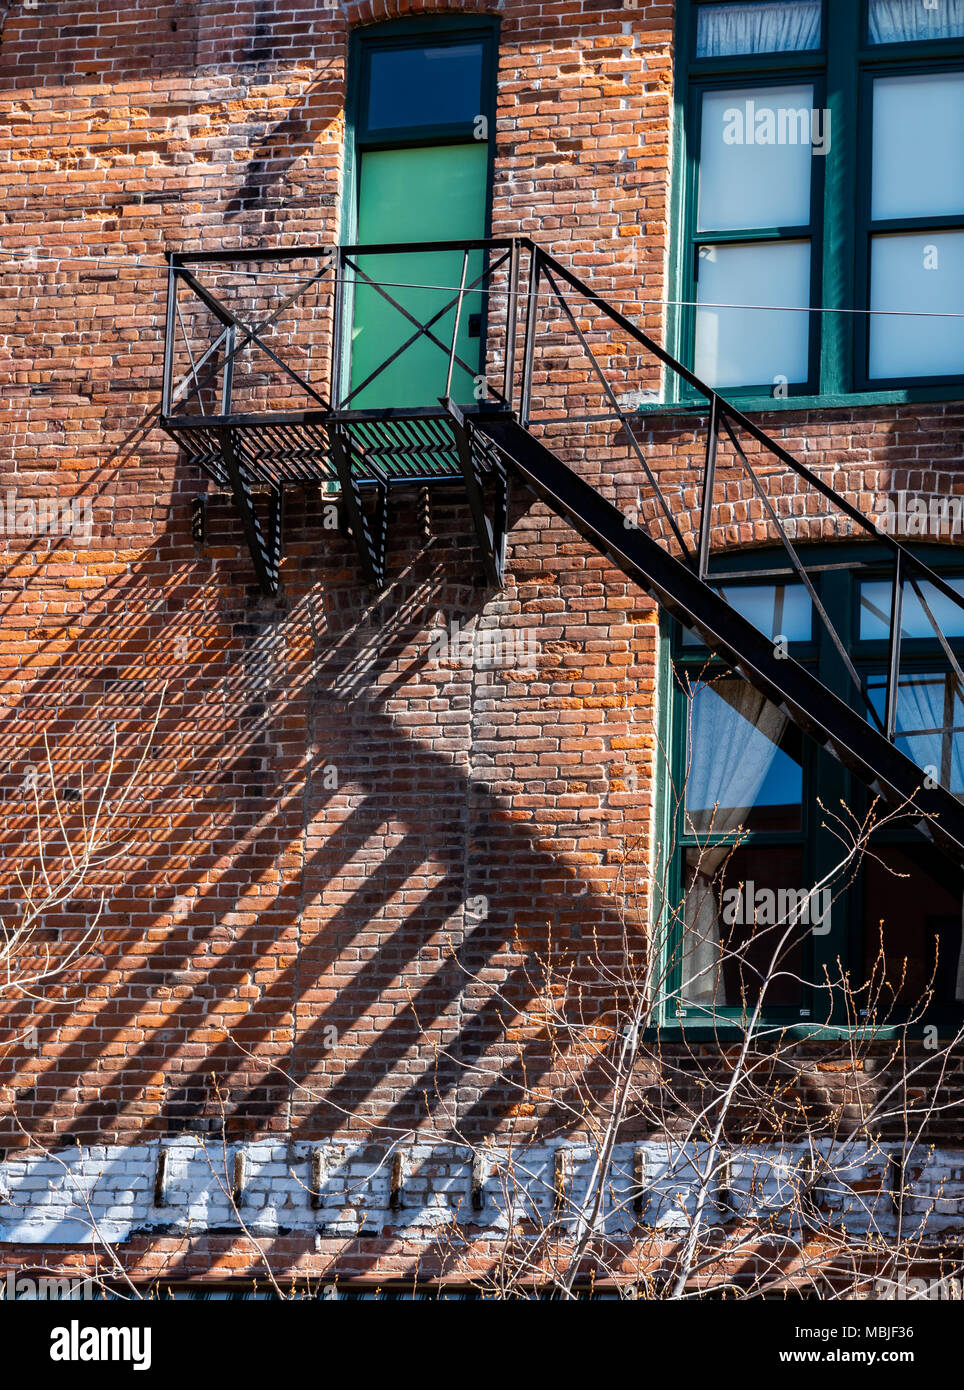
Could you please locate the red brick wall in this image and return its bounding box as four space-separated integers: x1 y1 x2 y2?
0 0 962 1284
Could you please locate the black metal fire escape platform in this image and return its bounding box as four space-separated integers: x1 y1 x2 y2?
158 238 517 590
160 407 476 492
158 235 964 855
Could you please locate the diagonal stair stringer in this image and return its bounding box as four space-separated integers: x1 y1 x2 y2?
461 406 964 862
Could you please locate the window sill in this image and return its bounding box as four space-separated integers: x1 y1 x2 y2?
634 385 964 418
648 1020 963 1042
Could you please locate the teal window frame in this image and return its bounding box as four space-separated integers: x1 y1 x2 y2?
854 57 964 390
668 0 964 412
654 543 964 1039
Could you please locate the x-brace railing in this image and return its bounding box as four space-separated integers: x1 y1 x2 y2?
162 238 523 421
336 242 514 410
162 246 339 419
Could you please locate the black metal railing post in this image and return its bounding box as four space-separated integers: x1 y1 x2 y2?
161 255 177 418
221 324 235 417
503 237 521 409
445 249 471 402
520 246 541 427
697 395 719 581
886 550 904 742
331 246 346 410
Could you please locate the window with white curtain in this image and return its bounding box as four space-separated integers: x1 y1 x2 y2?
697 1 821 57
667 560 964 1028
868 0 964 44
679 1 964 399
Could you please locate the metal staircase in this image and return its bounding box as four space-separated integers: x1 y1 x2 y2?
158 237 964 857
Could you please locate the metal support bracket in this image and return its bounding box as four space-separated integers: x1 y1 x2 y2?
218 425 280 596
330 425 387 592
268 485 284 591
191 495 207 545
444 400 506 589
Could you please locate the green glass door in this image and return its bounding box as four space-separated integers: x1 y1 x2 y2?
345 24 496 410
349 143 488 409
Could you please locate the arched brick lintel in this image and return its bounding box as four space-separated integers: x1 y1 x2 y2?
344 0 504 28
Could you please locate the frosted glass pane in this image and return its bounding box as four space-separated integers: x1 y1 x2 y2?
869 232 964 379
872 73 964 220
697 1 821 55
698 86 815 232
869 0 964 43
695 240 811 388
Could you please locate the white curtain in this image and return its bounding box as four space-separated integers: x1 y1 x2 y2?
682 682 791 1005
696 1 821 58
893 673 964 795
891 672 964 999
869 0 964 43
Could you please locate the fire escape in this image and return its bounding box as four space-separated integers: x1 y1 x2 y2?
159 237 964 858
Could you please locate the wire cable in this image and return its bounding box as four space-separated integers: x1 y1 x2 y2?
3 247 964 318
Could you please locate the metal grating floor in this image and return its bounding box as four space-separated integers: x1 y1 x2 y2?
160 408 477 492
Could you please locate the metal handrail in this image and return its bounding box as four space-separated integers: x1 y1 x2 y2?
504 243 964 756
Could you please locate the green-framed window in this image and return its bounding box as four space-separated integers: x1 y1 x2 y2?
659 546 964 1035
670 0 964 407
340 16 499 409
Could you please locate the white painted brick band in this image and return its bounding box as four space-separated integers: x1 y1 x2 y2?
0 1139 961 1245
